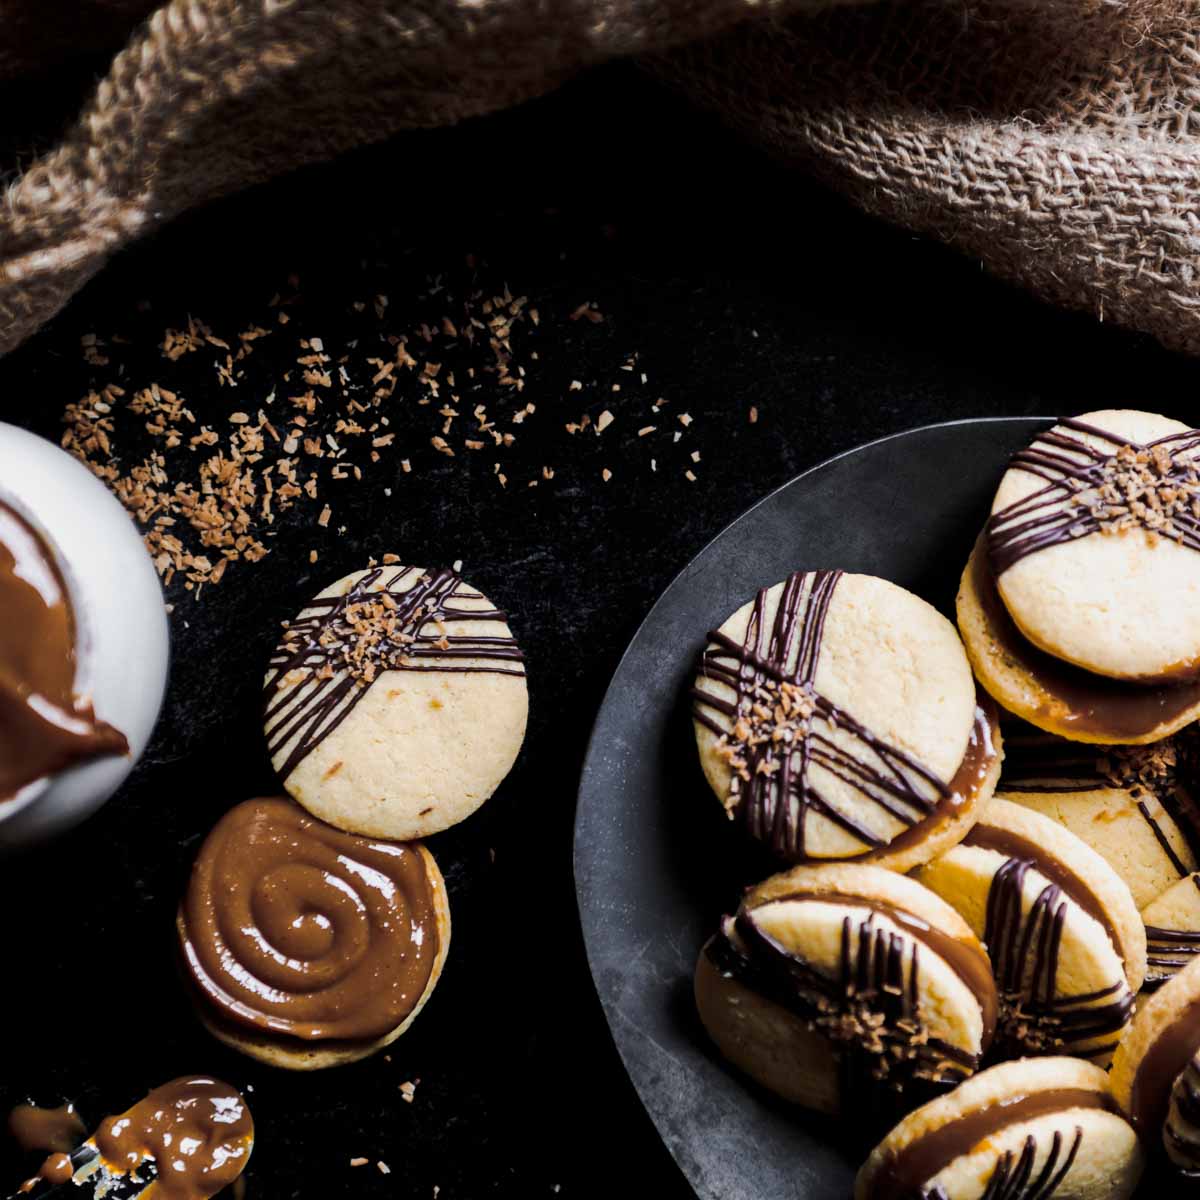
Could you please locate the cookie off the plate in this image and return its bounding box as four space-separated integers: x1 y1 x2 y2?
263 561 527 839
695 863 997 1124
692 570 1001 872
177 797 450 1070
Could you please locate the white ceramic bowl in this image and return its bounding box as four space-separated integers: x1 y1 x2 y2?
0 422 169 848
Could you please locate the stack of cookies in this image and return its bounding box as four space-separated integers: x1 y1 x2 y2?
691 411 1200 1196
175 562 528 1069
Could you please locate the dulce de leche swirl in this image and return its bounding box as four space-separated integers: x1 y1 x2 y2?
178 798 441 1041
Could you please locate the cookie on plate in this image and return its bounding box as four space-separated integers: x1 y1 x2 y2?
998 722 1200 909
264 562 527 839
917 798 1143 1064
177 797 450 1070
692 570 1001 872
857 1057 1143 1200
1112 955 1200 1176
987 410 1200 682
695 863 997 1123
957 534 1200 744
1143 874 1200 990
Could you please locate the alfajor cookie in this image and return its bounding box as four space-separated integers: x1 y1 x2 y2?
177 797 450 1070
987 410 1200 683
692 570 1001 872
264 562 527 839
1143 874 1200 990
917 798 1143 1064
695 863 997 1123
957 534 1200 744
998 722 1200 909
856 1058 1143 1200
1112 955 1200 1177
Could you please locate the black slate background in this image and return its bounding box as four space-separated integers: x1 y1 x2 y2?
1 61 1199 1200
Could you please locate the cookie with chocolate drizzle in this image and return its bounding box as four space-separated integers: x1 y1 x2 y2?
1112 955 1200 1181
957 532 1200 745
264 562 527 839
177 797 450 1069
918 798 1144 1067
1143 873 1200 990
695 863 997 1125
692 571 1001 872
988 410 1200 683
997 721 1200 910
857 1058 1142 1200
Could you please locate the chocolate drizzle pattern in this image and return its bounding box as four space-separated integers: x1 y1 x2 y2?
707 893 990 1121
977 852 1134 1061
987 418 1200 574
1147 877 1200 989
692 571 964 861
921 1128 1084 1200
1165 1053 1200 1176
264 564 523 780
178 797 440 1042
1000 724 1200 880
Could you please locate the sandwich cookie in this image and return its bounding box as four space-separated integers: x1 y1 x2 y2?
695 863 997 1123
1143 873 1200 989
957 535 1200 744
917 798 1144 1064
856 1058 1143 1200
264 562 527 839
987 410 1200 683
692 570 1001 872
997 722 1200 909
177 797 450 1070
1112 955 1200 1177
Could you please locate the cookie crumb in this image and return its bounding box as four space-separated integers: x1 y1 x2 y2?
377 1161 391 1175
350 1158 368 1168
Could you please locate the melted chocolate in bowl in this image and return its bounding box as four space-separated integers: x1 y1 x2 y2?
178 797 441 1043
0 500 127 804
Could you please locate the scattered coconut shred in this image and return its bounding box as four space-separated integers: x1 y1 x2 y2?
61 267 714 601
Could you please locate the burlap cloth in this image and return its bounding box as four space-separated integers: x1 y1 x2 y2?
3 0 1200 358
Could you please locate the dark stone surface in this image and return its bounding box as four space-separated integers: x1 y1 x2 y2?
0 59 1197 1199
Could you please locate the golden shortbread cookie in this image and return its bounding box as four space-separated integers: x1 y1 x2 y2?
988 410 1200 682
264 563 528 839
857 1058 1142 1200
693 570 1000 871
917 799 1143 1065
695 863 997 1122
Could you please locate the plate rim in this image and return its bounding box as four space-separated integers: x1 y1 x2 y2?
571 415 1050 1196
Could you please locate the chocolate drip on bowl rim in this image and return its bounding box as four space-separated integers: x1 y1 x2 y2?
0 500 127 804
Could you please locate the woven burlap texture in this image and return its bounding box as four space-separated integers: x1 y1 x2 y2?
3 0 1200 356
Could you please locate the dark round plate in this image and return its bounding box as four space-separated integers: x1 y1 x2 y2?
573 418 1047 1200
